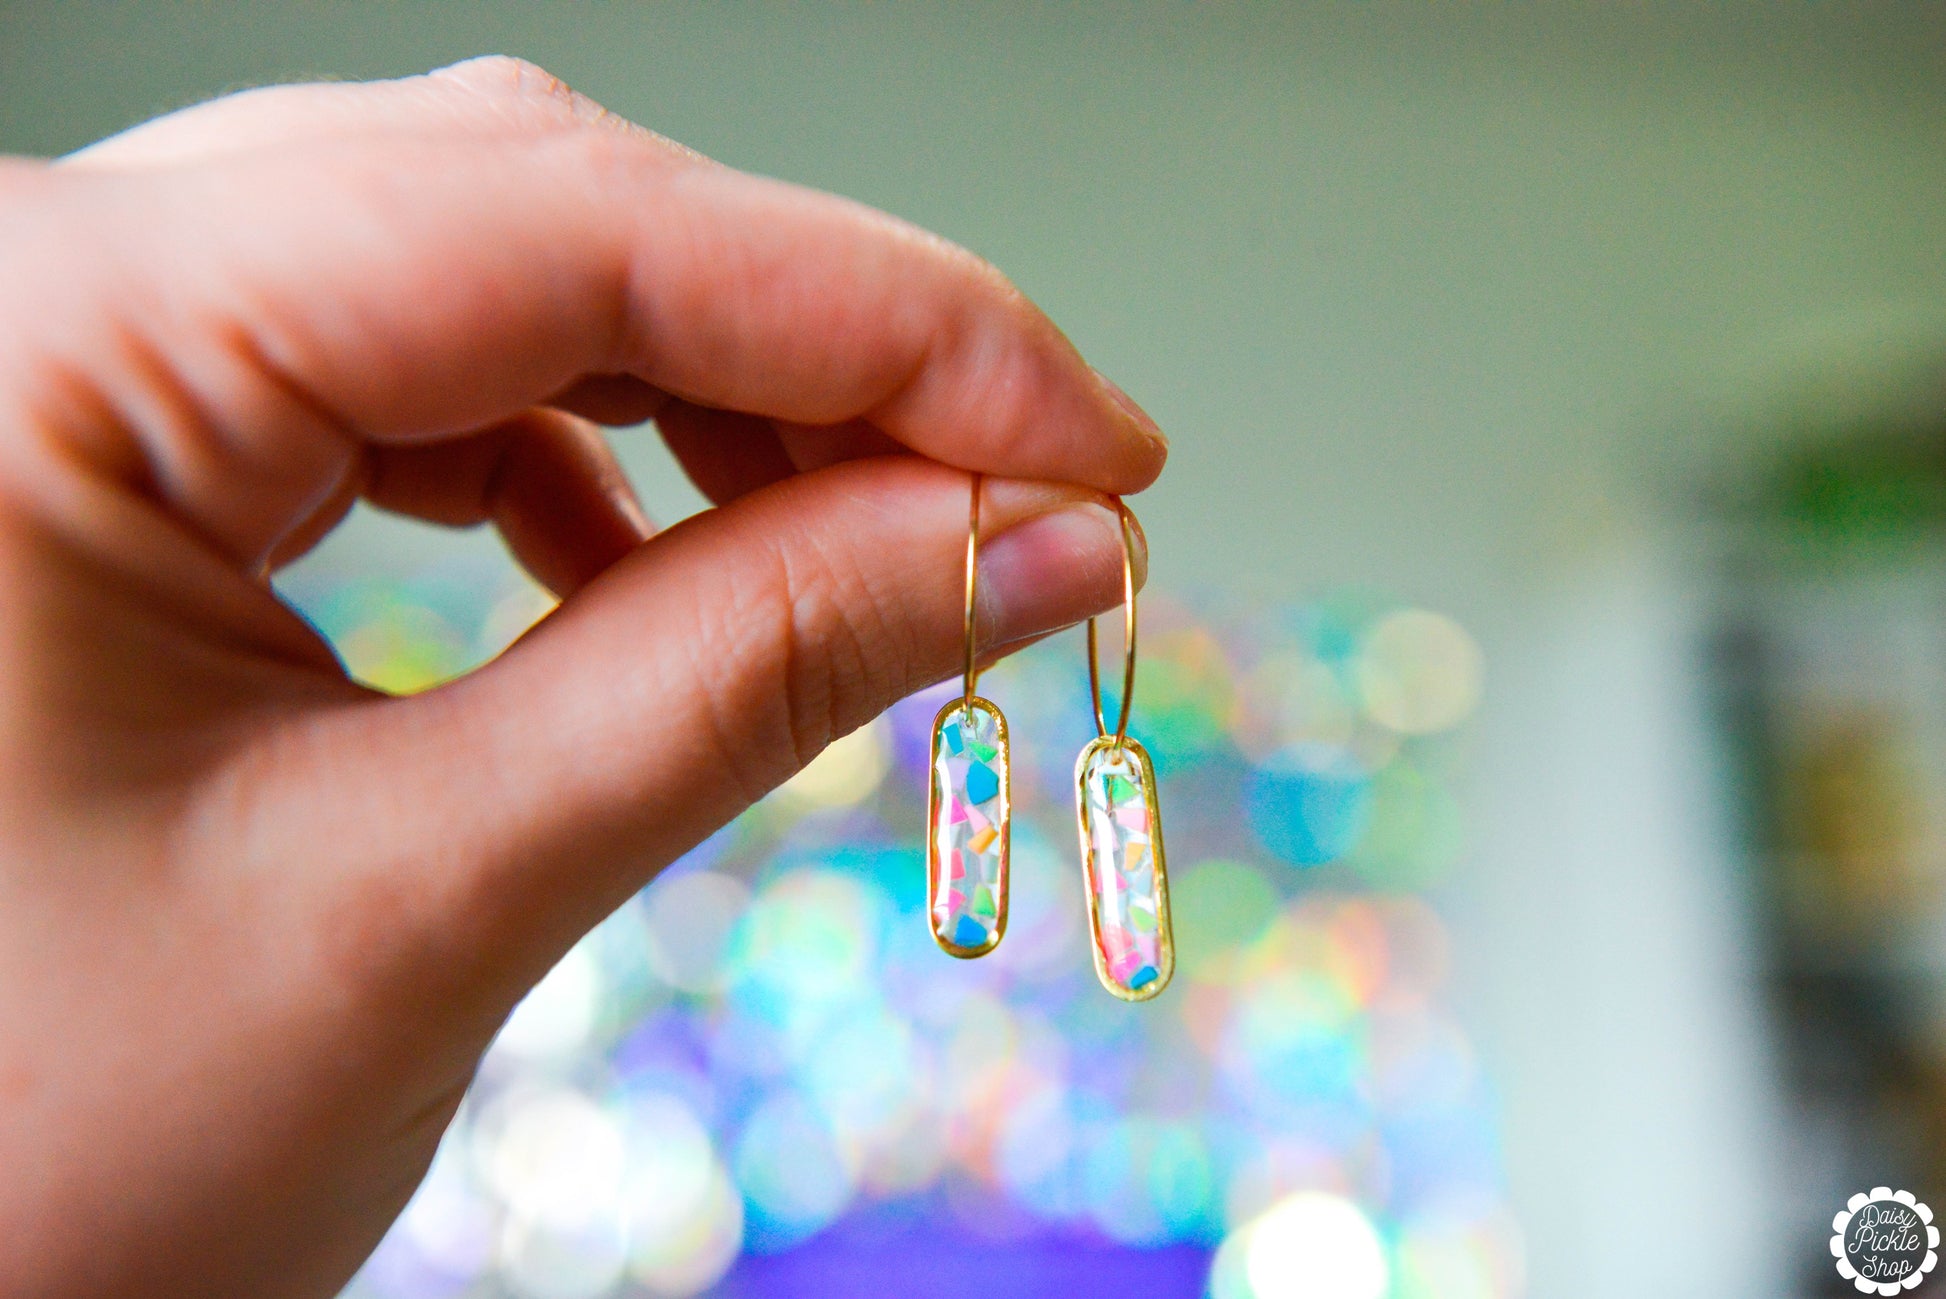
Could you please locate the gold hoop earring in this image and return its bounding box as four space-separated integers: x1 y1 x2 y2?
1075 500 1173 1000
926 474 1010 958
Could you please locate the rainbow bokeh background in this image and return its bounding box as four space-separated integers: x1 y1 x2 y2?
285 552 1523 1299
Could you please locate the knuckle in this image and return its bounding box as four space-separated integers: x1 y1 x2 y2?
922 232 1027 330
548 116 657 191
881 244 1057 457
778 533 909 761
434 53 560 98
778 561 847 771
939 314 1051 461
958 245 1022 305
693 524 911 794
429 54 600 129
676 553 801 800
982 345 1052 454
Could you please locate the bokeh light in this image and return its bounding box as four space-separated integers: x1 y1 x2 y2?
735 1091 858 1250
1209 1191 1390 1299
1249 745 1375 867
776 718 890 810
1355 610 1485 737
640 871 750 995
492 945 602 1064
305 566 1519 1299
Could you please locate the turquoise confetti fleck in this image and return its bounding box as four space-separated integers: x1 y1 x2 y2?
964 761 999 806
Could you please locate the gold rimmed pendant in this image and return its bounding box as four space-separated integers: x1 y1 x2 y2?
928 695 1010 957
1074 500 1173 1001
926 475 1009 958
1075 732 1171 1000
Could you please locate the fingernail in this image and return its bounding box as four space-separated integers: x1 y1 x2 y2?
597 464 654 539
1092 367 1168 452
978 502 1129 646
1121 503 1151 588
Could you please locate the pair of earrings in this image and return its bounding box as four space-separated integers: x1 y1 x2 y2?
924 475 1175 1001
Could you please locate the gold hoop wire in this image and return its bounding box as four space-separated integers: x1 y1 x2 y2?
1086 499 1140 749
963 473 982 710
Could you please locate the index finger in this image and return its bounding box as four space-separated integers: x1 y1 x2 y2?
3 58 1165 566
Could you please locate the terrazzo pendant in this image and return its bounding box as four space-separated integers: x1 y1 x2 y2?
928 696 1010 957
1075 734 1172 1000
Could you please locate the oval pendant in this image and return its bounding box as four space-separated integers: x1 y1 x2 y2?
928 696 1010 957
1075 735 1173 1000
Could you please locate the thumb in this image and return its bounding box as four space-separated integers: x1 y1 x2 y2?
337 455 1141 989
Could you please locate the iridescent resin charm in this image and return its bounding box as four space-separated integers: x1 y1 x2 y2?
1072 498 1172 1000
928 696 1010 957
1075 734 1172 1000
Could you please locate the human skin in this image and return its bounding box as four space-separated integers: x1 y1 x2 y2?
0 56 1163 1298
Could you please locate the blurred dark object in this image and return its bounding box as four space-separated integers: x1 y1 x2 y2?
1713 385 1946 1294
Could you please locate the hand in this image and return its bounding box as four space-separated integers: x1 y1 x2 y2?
0 56 1162 1298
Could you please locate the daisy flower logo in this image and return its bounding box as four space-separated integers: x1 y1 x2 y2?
1834 1188 1939 1294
